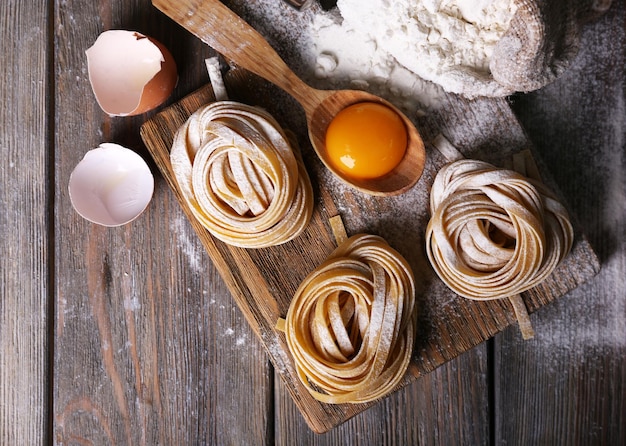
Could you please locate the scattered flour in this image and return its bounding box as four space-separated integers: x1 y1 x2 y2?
170 215 203 274
511 6 626 354
531 256 625 355
123 296 141 312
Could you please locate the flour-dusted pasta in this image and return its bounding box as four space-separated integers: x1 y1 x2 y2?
282 233 417 404
170 101 314 248
425 158 573 301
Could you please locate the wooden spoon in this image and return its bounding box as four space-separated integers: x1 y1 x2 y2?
153 0 426 196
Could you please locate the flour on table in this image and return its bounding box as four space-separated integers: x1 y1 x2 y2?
171 215 203 274
308 0 517 100
123 296 141 312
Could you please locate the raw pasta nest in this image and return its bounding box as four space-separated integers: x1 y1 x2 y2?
284 234 417 404
170 101 314 248
425 159 573 300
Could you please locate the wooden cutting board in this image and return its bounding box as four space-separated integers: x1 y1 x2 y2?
140 66 599 433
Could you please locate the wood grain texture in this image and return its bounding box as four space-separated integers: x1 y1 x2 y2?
140 60 600 432
501 4 626 444
1 0 623 444
0 1 50 445
274 347 491 445
52 1 272 444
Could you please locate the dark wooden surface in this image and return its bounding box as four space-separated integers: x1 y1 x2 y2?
1 0 624 444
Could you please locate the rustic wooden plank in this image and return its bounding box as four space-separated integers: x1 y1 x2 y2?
38 0 619 443
274 347 491 445
52 1 272 444
499 4 626 444
3 0 623 443
0 1 51 445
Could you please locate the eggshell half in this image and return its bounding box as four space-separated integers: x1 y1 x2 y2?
69 143 155 227
86 30 178 116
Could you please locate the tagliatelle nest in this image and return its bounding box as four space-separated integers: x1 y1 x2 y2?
170 101 314 248
425 158 574 301
280 232 417 405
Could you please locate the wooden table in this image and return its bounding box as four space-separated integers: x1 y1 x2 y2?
1 0 624 444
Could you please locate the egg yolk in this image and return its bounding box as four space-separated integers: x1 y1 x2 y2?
325 102 407 180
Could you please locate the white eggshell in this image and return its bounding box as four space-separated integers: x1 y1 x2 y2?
69 143 155 227
86 30 177 116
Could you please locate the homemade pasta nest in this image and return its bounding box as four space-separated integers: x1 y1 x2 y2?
282 233 417 404
425 159 574 300
170 101 314 248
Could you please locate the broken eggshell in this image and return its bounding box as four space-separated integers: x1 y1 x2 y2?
86 30 177 116
69 143 155 227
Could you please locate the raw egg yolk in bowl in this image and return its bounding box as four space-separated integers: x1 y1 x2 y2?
325 102 407 180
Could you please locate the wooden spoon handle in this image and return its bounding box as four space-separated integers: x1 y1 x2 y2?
153 0 315 106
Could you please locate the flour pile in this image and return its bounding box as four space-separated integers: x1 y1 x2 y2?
309 0 518 101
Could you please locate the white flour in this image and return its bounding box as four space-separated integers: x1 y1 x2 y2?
308 10 445 113
230 0 517 115
309 0 518 101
